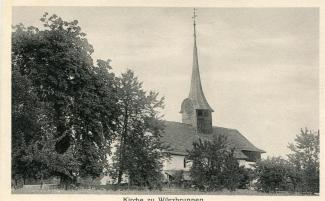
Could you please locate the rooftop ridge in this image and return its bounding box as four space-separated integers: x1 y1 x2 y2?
162 120 236 131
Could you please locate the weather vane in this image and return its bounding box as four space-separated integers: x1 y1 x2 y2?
192 8 197 37
192 8 197 25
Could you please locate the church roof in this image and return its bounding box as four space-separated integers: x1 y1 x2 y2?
188 40 214 112
161 121 265 158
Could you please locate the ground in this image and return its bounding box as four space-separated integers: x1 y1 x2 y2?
12 188 314 195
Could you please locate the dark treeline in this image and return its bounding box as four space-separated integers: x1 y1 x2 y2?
12 13 166 189
180 129 319 194
254 128 319 194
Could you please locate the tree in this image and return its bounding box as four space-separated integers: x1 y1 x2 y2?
12 62 80 189
254 157 290 193
11 62 43 186
287 128 319 194
110 69 166 188
186 135 243 191
71 59 119 179
12 13 96 154
12 13 119 187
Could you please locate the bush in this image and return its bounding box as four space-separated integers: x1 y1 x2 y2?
238 167 253 189
254 157 289 193
187 135 244 191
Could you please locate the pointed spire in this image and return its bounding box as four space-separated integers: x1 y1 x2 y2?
188 8 214 112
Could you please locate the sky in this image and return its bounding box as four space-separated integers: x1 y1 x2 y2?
12 7 319 157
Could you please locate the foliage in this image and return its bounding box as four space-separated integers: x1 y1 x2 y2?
287 128 319 194
11 62 45 184
186 135 243 191
12 13 119 187
12 64 80 188
253 128 319 194
253 157 290 193
237 166 254 189
12 13 166 189
169 170 185 187
110 70 166 189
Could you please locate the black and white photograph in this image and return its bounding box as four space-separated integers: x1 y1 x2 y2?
0 1 322 199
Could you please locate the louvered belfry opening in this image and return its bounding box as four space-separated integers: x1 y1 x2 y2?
196 109 212 134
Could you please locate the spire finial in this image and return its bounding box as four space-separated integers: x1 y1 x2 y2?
192 8 197 38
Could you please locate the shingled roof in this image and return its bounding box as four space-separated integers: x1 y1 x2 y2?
186 20 214 112
161 121 265 159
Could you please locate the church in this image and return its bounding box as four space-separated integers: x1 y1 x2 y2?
100 10 264 185
160 10 265 181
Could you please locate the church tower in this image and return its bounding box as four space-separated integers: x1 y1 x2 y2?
180 9 214 134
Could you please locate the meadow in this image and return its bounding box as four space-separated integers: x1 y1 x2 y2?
12 188 310 195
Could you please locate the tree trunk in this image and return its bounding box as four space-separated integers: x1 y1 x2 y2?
117 135 124 184
15 178 17 189
54 102 70 154
60 175 68 190
40 175 43 189
117 108 129 184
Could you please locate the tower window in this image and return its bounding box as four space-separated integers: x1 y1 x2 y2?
203 111 207 116
197 110 202 116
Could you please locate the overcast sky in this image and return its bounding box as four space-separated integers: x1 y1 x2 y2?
12 7 319 157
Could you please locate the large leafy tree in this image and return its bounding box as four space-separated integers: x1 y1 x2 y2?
111 70 166 188
12 60 79 188
186 135 243 191
12 13 118 187
12 13 95 154
287 128 319 194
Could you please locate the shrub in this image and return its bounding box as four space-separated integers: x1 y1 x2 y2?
253 157 289 193
187 135 243 191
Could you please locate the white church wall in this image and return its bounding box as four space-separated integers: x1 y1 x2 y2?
99 152 257 185
162 155 256 172
238 159 256 169
162 154 190 171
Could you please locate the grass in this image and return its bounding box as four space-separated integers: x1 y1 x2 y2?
12 188 309 195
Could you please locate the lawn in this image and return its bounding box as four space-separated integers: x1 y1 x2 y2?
12 187 308 195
